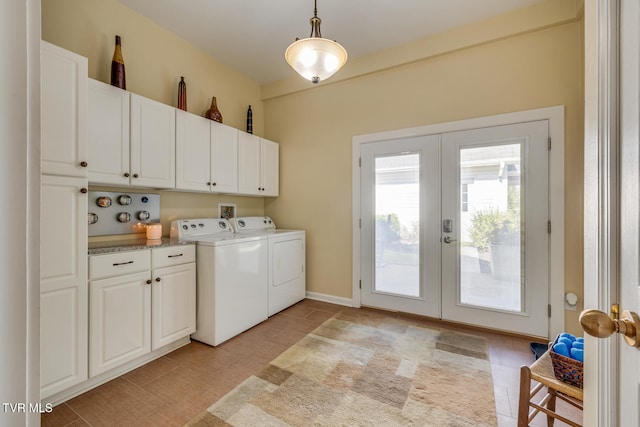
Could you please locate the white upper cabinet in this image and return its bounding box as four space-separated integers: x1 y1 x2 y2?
41 41 88 177
130 94 176 189
176 110 238 193
260 138 279 197
88 80 176 189
210 121 238 193
238 132 279 196
88 79 130 186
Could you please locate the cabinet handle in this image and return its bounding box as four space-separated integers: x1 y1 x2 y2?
146 279 152 285
155 277 161 282
113 260 134 266
80 188 88 194
80 161 88 167
212 182 217 186
168 253 183 258
207 182 211 186
124 172 130 178
133 173 139 178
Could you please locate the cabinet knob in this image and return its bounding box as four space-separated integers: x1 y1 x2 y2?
124 172 130 178
80 188 88 194
207 182 211 186
146 279 152 285
155 277 161 282
212 182 217 186
133 173 139 179
80 161 88 167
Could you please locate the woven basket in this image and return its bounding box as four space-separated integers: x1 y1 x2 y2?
549 336 583 388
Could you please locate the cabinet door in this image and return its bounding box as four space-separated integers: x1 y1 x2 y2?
90 271 151 377
41 41 88 177
211 122 238 193
151 263 196 350
40 175 88 398
130 94 176 189
175 110 210 192
238 132 261 195
261 138 279 196
88 79 130 186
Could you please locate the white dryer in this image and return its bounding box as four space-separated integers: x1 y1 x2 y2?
170 218 268 346
232 217 306 316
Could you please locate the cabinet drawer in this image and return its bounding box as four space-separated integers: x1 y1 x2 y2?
152 245 195 269
89 250 150 280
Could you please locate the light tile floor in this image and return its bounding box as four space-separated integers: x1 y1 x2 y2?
41 299 582 426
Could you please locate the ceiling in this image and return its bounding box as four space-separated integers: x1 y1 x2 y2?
117 0 545 85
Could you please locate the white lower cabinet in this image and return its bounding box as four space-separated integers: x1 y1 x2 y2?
90 270 151 377
89 245 195 377
40 175 88 399
150 245 196 350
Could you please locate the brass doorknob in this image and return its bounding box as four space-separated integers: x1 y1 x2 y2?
580 309 640 347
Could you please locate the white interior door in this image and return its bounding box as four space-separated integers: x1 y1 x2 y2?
441 121 549 337
582 1 640 424
360 135 441 317
359 122 550 337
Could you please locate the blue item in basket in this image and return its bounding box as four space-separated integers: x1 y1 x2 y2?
560 332 576 342
571 347 584 362
553 342 570 357
576 337 584 343
558 336 574 348
572 341 584 349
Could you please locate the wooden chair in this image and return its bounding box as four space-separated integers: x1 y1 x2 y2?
518 350 583 426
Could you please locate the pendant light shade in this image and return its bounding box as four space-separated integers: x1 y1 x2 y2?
285 0 347 84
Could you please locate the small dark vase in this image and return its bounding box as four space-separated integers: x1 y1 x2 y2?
110 35 126 90
246 105 253 134
177 76 187 111
204 96 222 123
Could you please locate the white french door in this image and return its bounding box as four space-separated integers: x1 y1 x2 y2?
360 121 550 337
360 135 441 317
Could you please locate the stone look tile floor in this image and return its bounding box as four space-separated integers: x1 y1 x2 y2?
41 299 582 426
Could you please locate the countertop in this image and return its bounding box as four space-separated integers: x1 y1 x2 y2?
88 238 193 255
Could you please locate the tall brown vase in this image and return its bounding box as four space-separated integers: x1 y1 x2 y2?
177 76 187 111
110 35 126 89
204 96 222 123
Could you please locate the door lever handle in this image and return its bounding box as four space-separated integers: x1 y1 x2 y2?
443 236 457 244
580 308 640 347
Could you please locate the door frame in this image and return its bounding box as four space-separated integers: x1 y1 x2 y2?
352 105 565 338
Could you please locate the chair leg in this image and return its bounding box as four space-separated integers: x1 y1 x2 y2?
546 389 557 427
518 366 532 427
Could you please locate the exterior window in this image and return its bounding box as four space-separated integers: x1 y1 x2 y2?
461 183 468 212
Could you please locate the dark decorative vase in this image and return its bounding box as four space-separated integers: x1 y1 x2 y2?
246 105 253 134
205 96 222 123
110 35 126 89
177 76 187 111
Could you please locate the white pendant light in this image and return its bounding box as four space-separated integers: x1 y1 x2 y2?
285 0 347 84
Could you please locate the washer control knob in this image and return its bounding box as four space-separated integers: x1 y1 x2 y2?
137 210 150 221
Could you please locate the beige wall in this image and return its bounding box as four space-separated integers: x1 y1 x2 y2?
42 0 585 335
263 10 584 335
41 0 266 241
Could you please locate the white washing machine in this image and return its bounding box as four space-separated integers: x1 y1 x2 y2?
232 217 306 316
170 218 267 346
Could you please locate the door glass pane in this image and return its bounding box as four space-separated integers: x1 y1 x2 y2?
374 154 420 297
459 143 523 312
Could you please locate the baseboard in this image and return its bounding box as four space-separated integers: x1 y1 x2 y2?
305 291 353 307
